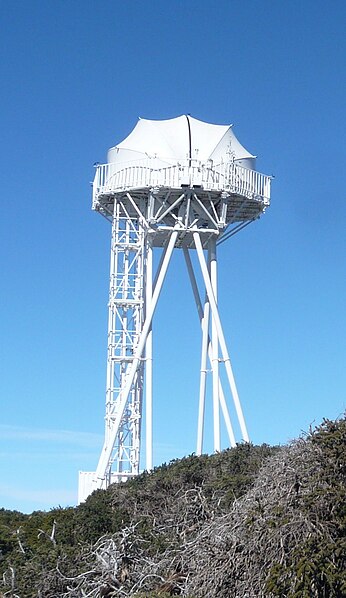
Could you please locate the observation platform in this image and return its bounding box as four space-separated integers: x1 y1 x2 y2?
92 158 271 248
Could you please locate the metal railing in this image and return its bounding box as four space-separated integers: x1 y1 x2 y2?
93 158 271 206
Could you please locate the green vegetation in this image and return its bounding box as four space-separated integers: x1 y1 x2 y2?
0 417 345 597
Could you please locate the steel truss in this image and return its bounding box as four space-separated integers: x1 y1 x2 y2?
78 182 265 502
102 199 145 484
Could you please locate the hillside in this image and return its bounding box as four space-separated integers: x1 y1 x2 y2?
0 417 345 597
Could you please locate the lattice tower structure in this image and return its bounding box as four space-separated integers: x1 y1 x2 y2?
78 116 271 503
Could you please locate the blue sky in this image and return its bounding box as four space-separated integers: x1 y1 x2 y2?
0 0 345 513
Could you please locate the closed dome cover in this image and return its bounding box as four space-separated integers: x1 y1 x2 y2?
107 115 256 171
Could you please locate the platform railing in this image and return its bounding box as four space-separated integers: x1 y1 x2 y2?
93 159 271 207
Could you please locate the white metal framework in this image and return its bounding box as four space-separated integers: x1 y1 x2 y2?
78 116 271 503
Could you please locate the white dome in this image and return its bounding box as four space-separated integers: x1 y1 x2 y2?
107 115 256 171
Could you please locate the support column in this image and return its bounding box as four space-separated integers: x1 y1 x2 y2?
145 241 153 471
209 238 220 452
194 232 250 443
183 247 236 452
197 297 210 455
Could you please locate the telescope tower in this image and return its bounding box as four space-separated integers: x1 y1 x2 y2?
78 115 271 503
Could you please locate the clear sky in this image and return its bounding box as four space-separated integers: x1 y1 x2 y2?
0 0 345 513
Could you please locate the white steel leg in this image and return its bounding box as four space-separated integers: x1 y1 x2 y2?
183 248 236 451
209 239 220 452
145 241 153 471
197 298 209 455
194 232 250 443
